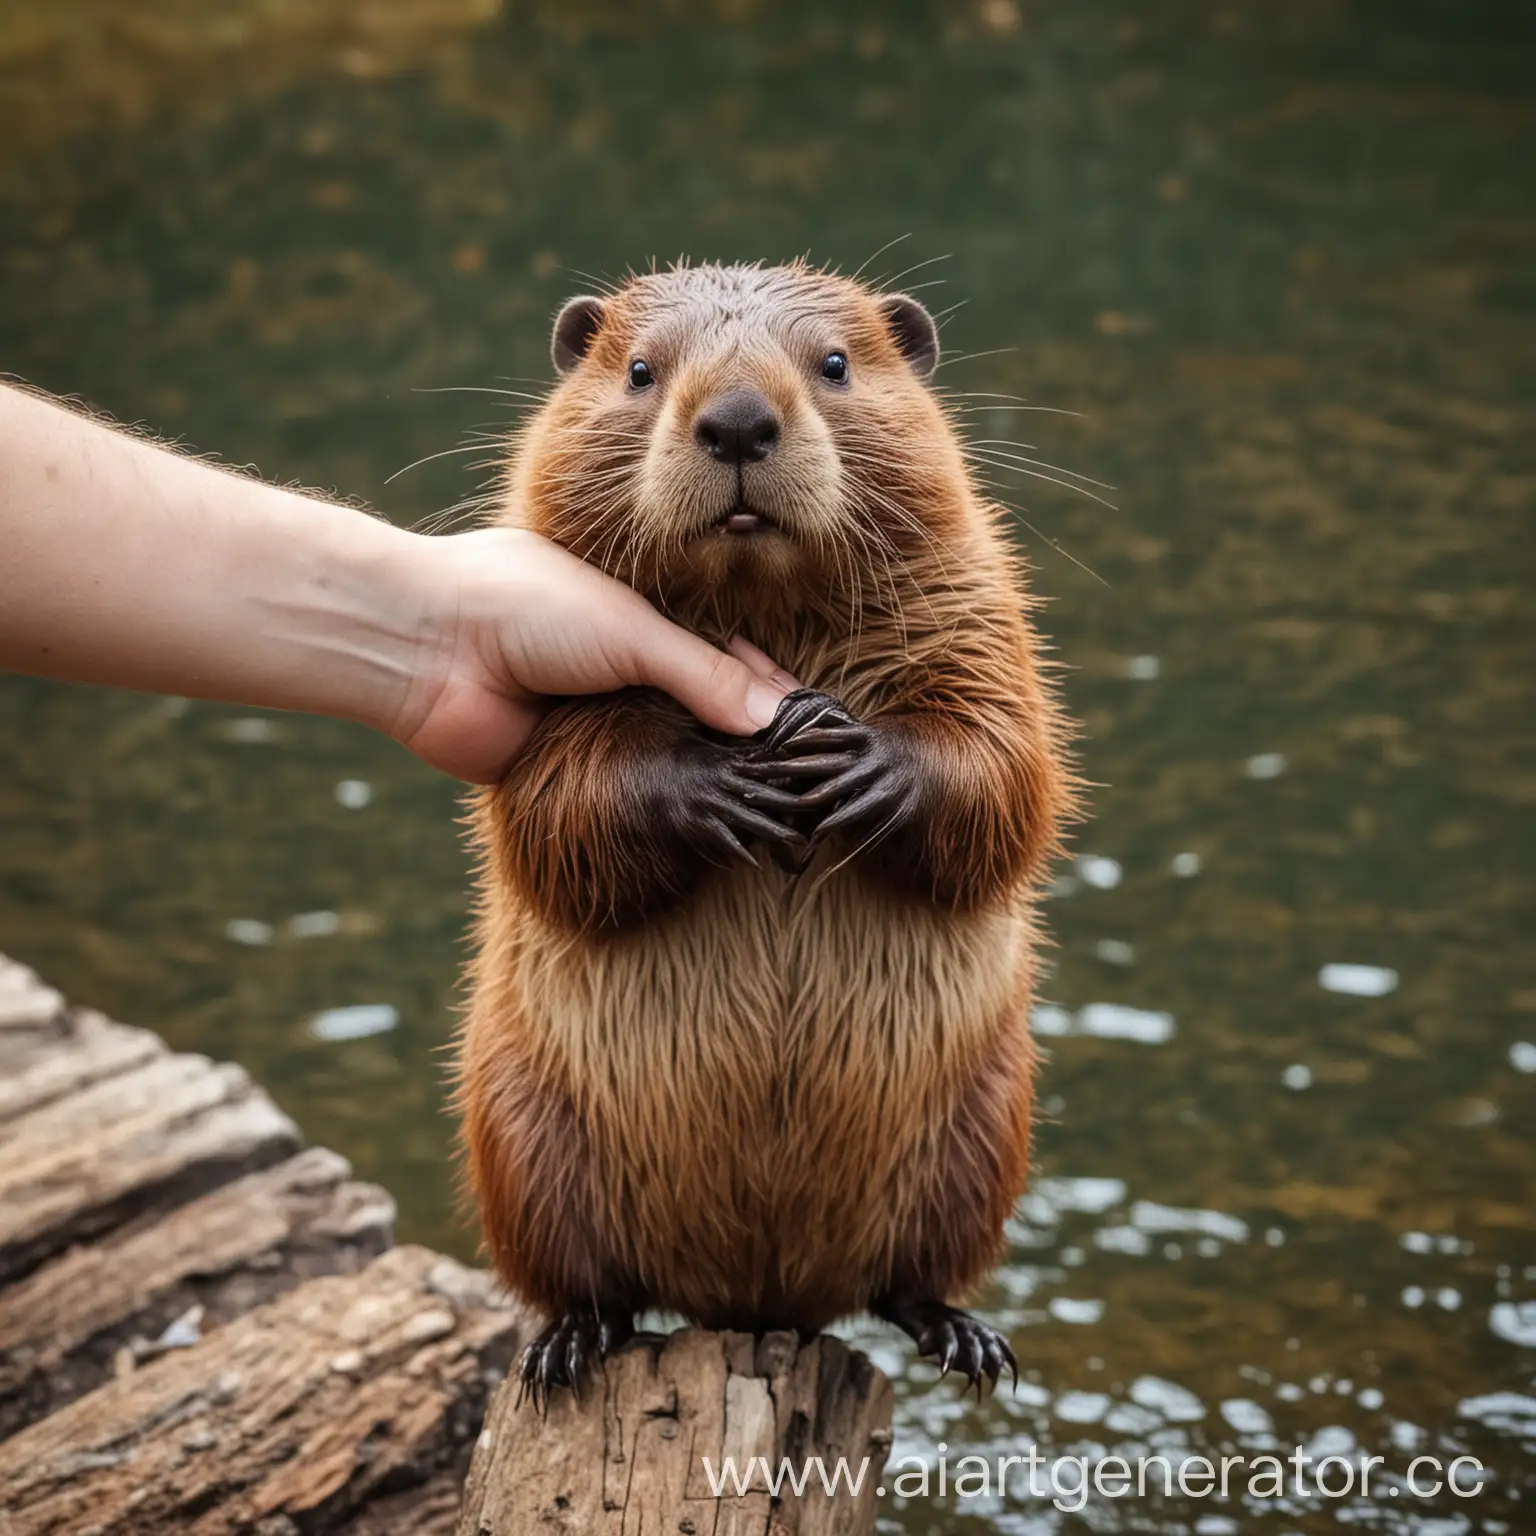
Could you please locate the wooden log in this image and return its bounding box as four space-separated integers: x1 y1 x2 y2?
0 1006 166 1124
0 958 166 1124
0 1146 396 1438
0 1245 530 1535
456 1329 893 1535
0 955 68 1046
0 1046 300 1285
339 1476 465 1536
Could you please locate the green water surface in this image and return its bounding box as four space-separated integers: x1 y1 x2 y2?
2 2 1532 1530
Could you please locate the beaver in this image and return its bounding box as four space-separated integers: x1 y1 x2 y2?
459 260 1073 1405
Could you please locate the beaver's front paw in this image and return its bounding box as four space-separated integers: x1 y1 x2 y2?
668 738 809 870
742 689 919 852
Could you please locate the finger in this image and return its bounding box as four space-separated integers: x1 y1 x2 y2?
537 1345 555 1417
793 757 885 809
598 1315 632 1358
724 777 806 813
813 782 908 840
727 634 803 693
700 817 758 867
761 726 868 755
739 753 859 782
761 692 846 750
716 800 810 848
981 1338 1004 1393
955 1331 983 1391
936 1323 958 1376
625 609 792 735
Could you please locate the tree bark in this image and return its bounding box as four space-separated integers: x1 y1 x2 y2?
457 1329 893 1536
0 1146 395 1437
0 1046 301 1285
0 1003 164 1123
0 1245 530 1536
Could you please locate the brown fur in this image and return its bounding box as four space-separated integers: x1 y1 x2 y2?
459 261 1074 1334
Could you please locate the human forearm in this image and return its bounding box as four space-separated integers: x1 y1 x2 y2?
0 384 424 733
1 385 795 781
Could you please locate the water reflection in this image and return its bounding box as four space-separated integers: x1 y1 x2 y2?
1 0 1532 1531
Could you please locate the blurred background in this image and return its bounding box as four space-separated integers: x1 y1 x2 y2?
1 1 1532 1530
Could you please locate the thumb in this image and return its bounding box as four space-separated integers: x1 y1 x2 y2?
619 603 793 736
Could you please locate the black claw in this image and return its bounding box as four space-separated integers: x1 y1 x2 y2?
1002 1338 1019 1392
937 1323 958 1376
515 1307 635 1413
876 1299 1018 1401
793 756 885 809
739 752 859 783
763 725 869 754
677 741 809 864
729 777 806 813
702 689 917 861
598 1312 633 1357
980 1338 1004 1394
810 781 908 844
716 798 810 850
955 1328 983 1389
701 818 758 868
756 689 854 752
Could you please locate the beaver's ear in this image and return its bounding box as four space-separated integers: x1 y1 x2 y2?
551 296 607 376
878 293 939 380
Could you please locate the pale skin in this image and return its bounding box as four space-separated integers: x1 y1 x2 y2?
0 385 799 782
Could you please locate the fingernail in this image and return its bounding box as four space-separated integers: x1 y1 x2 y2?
746 681 785 730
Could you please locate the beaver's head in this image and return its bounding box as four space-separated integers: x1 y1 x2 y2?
508 261 965 610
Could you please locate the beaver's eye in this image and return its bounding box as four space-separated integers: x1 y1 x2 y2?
628 359 655 391
821 351 849 385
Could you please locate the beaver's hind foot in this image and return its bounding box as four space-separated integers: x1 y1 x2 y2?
876 1298 1018 1399
516 1306 634 1413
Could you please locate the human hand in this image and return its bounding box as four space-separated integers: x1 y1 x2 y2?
0 384 801 786
384 528 800 783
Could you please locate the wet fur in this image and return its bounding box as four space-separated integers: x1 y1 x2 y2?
460 260 1074 1334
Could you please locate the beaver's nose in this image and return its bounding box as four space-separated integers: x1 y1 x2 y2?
693 390 780 465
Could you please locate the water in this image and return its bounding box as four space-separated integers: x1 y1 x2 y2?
1 2 1531 1530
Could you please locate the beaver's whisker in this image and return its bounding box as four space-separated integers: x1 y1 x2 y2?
935 347 1020 369
968 482 1111 589
965 443 1114 491
964 453 1119 511
940 395 1083 419
385 443 498 484
413 386 548 403
850 522 913 663
849 233 912 283
562 268 626 298
876 252 953 293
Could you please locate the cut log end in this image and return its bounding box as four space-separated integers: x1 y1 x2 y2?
457 1328 893 1536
